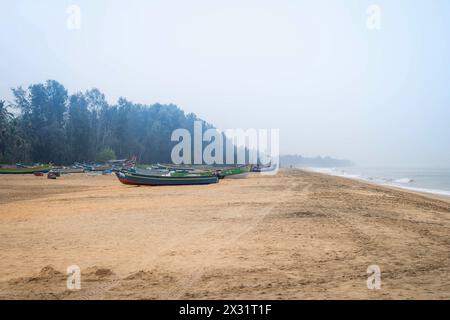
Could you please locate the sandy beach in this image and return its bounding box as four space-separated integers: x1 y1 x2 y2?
0 169 449 299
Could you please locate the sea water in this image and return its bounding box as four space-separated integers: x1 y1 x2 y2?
306 167 450 197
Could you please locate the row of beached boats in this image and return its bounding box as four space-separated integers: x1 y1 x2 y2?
0 159 260 186
0 164 108 175
0 157 137 175
115 164 253 186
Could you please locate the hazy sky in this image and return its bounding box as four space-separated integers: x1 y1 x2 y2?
1 0 449 167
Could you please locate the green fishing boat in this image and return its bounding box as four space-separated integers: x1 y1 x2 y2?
156 164 252 179
0 165 52 174
115 170 219 186
217 164 252 179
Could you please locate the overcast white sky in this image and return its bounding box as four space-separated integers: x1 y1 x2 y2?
1 0 449 167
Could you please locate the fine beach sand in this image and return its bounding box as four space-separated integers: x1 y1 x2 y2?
0 169 449 299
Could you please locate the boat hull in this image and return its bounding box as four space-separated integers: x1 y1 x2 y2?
0 166 51 174
53 168 85 174
83 166 111 172
157 164 253 179
115 172 219 186
218 165 252 178
223 172 250 179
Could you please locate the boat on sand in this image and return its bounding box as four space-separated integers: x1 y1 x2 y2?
156 164 252 179
115 171 219 186
0 165 52 174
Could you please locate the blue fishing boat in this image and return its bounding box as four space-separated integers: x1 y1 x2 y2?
115 171 219 186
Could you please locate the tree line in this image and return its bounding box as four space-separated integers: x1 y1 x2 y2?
280 154 353 168
0 80 211 165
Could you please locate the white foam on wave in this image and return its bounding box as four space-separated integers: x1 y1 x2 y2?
393 178 414 184
303 167 450 197
305 167 365 181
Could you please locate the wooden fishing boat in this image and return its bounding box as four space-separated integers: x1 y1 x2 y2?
51 166 85 174
156 164 253 178
115 171 219 186
83 156 136 172
155 163 197 171
252 163 277 173
217 164 252 179
0 165 52 174
82 164 112 172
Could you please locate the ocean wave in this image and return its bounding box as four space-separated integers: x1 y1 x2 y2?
393 178 414 184
303 167 450 197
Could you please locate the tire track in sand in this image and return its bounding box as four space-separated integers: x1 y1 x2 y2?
160 178 310 299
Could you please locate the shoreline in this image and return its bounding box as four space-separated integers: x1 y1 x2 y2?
301 167 450 200
307 169 450 204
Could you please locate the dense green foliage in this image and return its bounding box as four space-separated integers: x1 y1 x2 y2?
0 80 209 165
96 148 116 163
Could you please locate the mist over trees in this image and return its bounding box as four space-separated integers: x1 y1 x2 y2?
1 80 350 167
0 80 211 165
280 154 353 168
